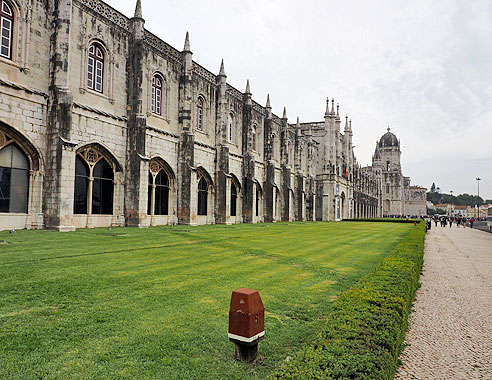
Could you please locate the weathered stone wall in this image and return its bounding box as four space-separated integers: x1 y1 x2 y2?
0 0 386 231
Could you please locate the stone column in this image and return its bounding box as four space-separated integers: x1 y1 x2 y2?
124 9 148 227
177 33 195 225
43 0 75 231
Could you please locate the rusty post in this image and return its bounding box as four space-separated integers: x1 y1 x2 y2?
228 288 265 362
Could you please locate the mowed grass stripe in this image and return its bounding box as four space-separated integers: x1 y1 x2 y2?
0 222 413 380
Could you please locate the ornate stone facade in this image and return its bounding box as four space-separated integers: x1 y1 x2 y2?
0 0 398 231
369 128 427 217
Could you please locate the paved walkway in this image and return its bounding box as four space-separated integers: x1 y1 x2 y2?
395 224 492 380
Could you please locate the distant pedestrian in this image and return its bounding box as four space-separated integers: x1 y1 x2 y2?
449 217 453 228
470 217 475 228
457 217 461 228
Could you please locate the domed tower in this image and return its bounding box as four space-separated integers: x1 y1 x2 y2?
373 127 404 216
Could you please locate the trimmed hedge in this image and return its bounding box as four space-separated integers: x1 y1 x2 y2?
268 221 426 380
343 218 420 223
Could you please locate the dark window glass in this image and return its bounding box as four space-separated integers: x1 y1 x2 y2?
0 144 29 213
92 158 113 215
152 76 162 115
147 172 152 215
230 183 237 217
154 170 169 215
0 166 11 212
10 168 28 213
74 156 89 214
87 43 104 93
256 188 260 217
198 177 208 216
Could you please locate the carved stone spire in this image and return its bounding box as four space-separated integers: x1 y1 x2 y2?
245 79 251 95
331 98 335 115
183 31 191 52
218 59 226 77
134 0 142 18
282 106 287 120
325 97 330 117
266 93 271 109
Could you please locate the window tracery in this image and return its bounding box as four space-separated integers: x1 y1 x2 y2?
74 147 114 215
147 160 170 216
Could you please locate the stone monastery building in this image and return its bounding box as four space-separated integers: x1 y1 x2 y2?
0 0 426 231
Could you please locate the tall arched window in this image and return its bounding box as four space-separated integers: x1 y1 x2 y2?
92 159 114 214
252 125 257 151
228 113 233 142
230 182 237 217
148 162 170 216
0 143 29 213
74 148 114 215
196 97 204 131
74 156 89 214
0 0 13 59
152 75 162 115
197 177 208 215
87 43 104 93
255 185 261 217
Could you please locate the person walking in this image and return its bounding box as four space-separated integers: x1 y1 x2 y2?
470 217 475 228
449 216 453 228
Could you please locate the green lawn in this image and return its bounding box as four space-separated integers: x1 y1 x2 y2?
0 222 413 380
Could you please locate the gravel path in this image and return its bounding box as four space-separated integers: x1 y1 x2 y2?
395 225 492 380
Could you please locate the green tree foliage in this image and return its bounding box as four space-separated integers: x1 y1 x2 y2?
427 184 484 207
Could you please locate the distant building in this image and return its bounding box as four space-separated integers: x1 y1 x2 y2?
369 128 427 217
467 205 490 218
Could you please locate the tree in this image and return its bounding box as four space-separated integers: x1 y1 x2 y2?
430 183 436 192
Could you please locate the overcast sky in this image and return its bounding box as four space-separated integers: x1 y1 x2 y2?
104 0 492 200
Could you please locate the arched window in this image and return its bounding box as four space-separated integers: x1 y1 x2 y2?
197 177 208 215
0 0 13 59
74 149 114 215
92 159 114 214
252 125 257 151
74 156 89 214
228 113 233 142
230 182 237 217
152 75 162 115
386 161 390 171
0 143 29 213
148 164 170 216
272 134 278 160
196 97 204 131
87 43 104 93
255 185 261 217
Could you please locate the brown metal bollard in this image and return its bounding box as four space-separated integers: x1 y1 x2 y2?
228 288 265 362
